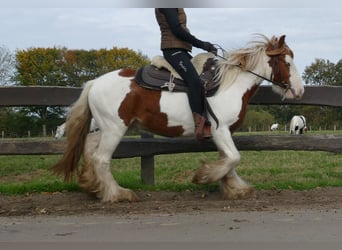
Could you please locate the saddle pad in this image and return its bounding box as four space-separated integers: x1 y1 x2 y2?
135 65 188 92
135 60 220 97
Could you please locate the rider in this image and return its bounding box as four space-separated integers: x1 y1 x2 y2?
155 8 217 140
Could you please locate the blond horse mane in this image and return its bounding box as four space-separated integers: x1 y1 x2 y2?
216 34 281 91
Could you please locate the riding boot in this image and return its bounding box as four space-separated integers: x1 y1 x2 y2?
193 113 212 140
202 120 212 139
193 113 205 140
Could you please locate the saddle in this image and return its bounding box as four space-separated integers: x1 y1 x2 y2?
135 53 220 97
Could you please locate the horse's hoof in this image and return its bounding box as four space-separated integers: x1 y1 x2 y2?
221 186 255 200
192 172 209 184
124 190 139 202
192 161 213 185
117 188 139 202
99 188 138 203
192 160 224 184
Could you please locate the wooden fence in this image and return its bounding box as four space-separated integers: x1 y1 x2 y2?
1 86 341 184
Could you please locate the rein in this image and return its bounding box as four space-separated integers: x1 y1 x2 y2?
214 45 294 100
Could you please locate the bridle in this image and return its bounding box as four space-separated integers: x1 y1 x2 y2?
213 44 295 100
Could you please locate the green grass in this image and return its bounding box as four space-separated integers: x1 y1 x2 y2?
0 149 341 195
0 130 341 195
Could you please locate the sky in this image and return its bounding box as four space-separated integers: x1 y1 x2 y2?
1 2 342 75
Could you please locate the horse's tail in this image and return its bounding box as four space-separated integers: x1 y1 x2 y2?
52 81 94 181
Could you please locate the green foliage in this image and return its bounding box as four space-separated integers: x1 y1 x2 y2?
302 58 342 86
15 47 65 86
255 104 342 131
334 59 342 86
60 47 150 87
3 47 150 137
302 58 336 85
14 47 150 87
0 108 38 137
0 107 65 137
240 107 275 131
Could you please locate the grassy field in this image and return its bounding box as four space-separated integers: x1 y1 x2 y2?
0 149 341 195
0 130 341 194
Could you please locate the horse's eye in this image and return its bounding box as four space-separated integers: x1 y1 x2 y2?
286 62 291 67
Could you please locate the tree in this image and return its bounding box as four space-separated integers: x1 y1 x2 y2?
240 107 275 131
15 47 67 86
61 47 150 87
15 47 150 87
12 47 150 136
302 58 339 86
333 59 342 86
301 58 342 129
0 108 39 137
0 46 15 85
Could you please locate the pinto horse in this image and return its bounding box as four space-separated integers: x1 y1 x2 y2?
290 115 307 134
52 34 304 202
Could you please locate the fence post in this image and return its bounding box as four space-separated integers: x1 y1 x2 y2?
140 132 155 185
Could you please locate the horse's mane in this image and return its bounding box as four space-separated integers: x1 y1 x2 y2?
215 34 279 91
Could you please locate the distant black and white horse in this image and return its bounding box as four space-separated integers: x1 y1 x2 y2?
289 115 307 134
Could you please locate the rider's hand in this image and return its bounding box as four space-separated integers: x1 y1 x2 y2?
201 42 218 55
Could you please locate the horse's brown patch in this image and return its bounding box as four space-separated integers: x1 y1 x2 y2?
230 85 259 132
118 68 137 77
266 35 293 89
118 81 184 137
267 53 291 89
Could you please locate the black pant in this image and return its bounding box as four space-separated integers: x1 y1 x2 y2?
162 48 203 115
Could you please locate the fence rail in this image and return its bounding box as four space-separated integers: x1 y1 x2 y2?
1 135 341 156
0 85 341 184
0 85 341 107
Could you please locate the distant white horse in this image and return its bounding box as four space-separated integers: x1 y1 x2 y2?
270 123 279 131
289 115 307 134
55 119 99 139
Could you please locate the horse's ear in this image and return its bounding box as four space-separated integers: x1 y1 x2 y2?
266 35 287 56
278 35 286 47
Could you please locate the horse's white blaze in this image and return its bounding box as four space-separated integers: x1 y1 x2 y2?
272 55 304 99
